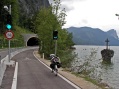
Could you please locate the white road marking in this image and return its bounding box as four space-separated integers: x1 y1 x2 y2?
33 51 81 89
24 57 31 61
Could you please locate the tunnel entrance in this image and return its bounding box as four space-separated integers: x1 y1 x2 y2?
27 37 39 46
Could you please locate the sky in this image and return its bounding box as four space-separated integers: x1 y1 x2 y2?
49 0 119 36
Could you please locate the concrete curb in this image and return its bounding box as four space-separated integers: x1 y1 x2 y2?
0 57 7 86
0 47 38 87
11 62 18 89
33 51 81 89
33 51 102 89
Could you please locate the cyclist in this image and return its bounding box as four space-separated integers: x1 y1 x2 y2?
50 56 61 73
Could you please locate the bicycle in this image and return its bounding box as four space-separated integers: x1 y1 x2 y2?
51 62 58 76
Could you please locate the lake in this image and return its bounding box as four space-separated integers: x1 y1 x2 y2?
73 45 119 89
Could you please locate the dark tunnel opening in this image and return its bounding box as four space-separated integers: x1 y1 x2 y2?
27 37 39 46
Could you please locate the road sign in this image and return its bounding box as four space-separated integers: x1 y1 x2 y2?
4 30 14 40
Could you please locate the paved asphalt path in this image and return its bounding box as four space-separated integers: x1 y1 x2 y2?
0 48 13 59
0 47 26 59
12 48 77 89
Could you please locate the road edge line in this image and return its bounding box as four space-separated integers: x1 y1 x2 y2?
11 62 18 89
33 51 81 89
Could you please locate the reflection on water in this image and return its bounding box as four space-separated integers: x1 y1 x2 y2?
73 45 119 89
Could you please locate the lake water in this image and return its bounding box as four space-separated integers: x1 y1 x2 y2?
73 45 119 89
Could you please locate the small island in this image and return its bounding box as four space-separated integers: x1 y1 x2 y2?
101 38 114 62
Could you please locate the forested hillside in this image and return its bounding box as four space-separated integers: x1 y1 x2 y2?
0 0 50 33
0 0 74 65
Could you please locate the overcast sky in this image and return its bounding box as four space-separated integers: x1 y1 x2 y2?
49 0 119 35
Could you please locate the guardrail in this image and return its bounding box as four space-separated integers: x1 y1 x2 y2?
0 47 38 87
0 57 7 86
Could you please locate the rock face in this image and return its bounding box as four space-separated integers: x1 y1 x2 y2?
18 0 50 17
101 38 114 63
67 27 119 46
107 29 119 40
101 49 114 62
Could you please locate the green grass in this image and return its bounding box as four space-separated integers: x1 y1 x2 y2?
14 26 33 34
71 72 112 89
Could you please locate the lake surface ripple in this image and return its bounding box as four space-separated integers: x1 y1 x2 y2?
73 45 119 89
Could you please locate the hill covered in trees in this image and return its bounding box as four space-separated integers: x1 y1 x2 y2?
0 0 50 33
0 0 74 63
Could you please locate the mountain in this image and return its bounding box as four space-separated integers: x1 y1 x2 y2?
67 26 119 46
0 0 50 34
18 0 50 17
107 29 119 39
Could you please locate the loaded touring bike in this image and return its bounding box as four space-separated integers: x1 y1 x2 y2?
50 54 61 76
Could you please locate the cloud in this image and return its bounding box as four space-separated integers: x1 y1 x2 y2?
60 0 87 12
60 0 86 2
48 0 53 4
82 19 88 24
61 4 74 12
49 0 75 11
49 0 119 36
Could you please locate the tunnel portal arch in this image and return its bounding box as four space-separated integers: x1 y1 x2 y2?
27 37 39 46
22 34 39 46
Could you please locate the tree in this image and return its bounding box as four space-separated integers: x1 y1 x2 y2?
0 0 9 33
34 7 56 55
34 0 74 57
51 0 67 26
11 0 19 28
